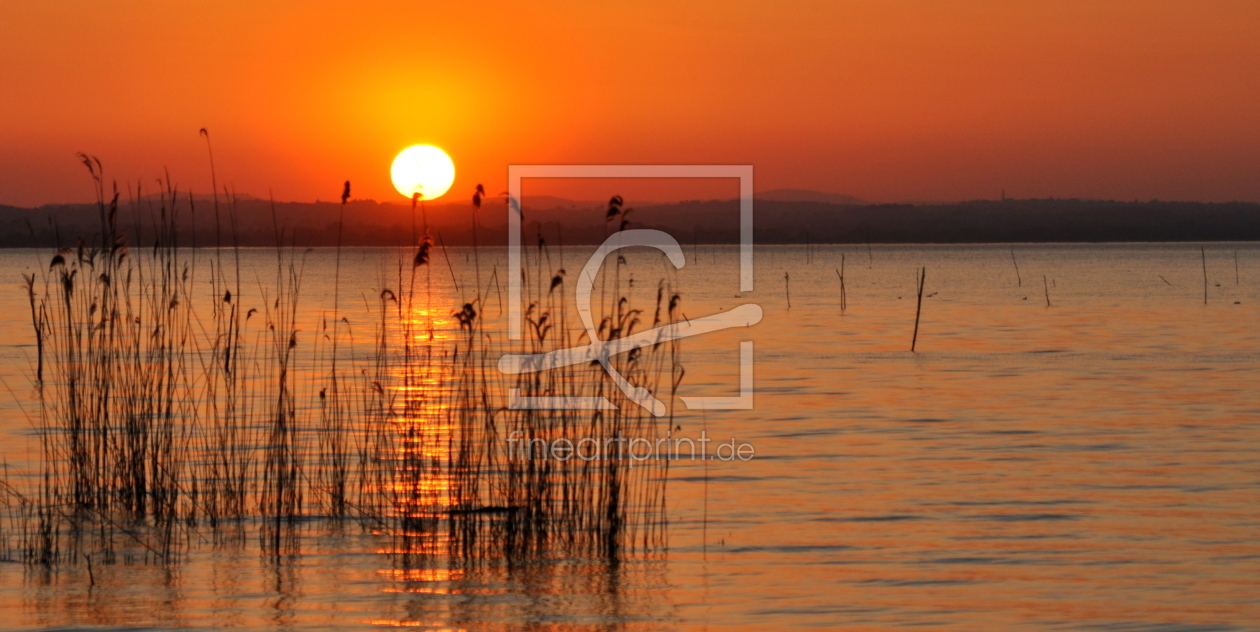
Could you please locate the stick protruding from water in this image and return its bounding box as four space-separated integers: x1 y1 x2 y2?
911 267 925 352
835 253 847 315
1202 246 1208 305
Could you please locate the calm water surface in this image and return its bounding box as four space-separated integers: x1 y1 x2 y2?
1 243 1258 630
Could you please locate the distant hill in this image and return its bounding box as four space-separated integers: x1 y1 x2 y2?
516 195 599 210
2 197 1259 247
755 189 866 205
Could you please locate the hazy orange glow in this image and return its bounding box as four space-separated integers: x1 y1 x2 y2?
2 1 1259 206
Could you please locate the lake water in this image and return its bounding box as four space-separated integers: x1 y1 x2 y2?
1 243 1258 630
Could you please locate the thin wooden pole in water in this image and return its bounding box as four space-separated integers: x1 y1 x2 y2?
835 253 847 314
1010 249 1022 286
784 271 791 309
1043 274 1051 307
1202 246 1208 305
911 267 925 352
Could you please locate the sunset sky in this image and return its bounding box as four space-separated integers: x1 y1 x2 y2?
2 1 1259 207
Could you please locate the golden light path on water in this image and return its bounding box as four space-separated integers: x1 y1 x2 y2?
384 303 458 542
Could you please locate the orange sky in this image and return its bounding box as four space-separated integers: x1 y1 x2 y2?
2 0 1259 207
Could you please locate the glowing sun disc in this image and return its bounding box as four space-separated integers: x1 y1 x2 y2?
391 145 455 200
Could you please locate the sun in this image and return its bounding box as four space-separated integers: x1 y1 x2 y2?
391 145 455 201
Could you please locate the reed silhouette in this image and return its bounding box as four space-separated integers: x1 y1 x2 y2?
0 161 677 573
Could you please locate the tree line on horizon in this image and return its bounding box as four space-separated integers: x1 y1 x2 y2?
2 196 1258 248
